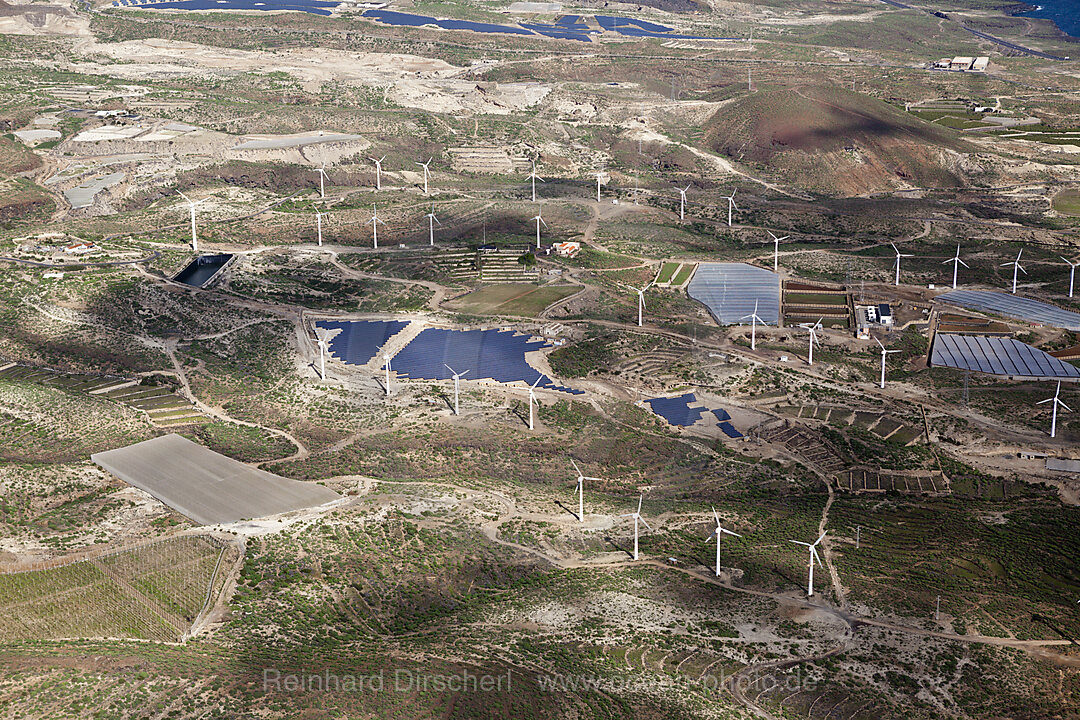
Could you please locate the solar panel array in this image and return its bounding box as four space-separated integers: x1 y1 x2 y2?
687 263 781 325
316 320 409 366
645 393 743 435
386 328 584 395
938 290 1080 331
930 333 1080 379
645 393 707 426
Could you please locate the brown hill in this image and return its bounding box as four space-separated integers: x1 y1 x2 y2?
706 85 977 196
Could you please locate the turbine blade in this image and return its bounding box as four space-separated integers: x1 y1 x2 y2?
639 517 652 531
1037 397 1054 405
721 528 742 537
571 458 582 476
1059 401 1072 412
790 540 810 547
637 494 643 514
712 506 720 524
958 259 969 267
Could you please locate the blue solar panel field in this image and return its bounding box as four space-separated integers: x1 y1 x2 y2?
938 290 1080 331
383 328 583 395
316 320 409 366
646 394 742 435
687 263 781 326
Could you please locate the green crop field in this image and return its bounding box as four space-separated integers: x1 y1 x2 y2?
446 284 579 316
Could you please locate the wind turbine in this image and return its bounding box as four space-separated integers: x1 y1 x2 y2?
891 243 912 286
382 353 392 397
942 243 968 290
425 204 441 246
1037 381 1071 439
677 184 691 221
723 189 739 227
444 364 468 415
313 205 327 247
1061 257 1078 298
622 494 651 561
1000 249 1027 294
415 157 432 195
177 191 206 252
370 155 386 191
595 170 603 203
315 163 329 199
874 337 900 390
740 299 765 351
707 507 742 577
527 375 543 430
799 318 823 365
369 204 385 248
768 231 789 273
531 205 547 249
314 328 329 380
790 531 826 597
570 459 600 522
527 161 543 203
620 282 651 327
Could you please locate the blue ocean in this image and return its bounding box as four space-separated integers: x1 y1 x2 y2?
1018 0 1080 39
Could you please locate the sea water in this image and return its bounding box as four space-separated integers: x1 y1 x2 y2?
1018 0 1080 39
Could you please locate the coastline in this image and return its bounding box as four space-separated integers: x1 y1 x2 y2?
1008 0 1080 42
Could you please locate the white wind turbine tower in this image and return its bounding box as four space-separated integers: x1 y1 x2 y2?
891 242 912 286
723 189 739 227
1037 381 1071 439
527 161 543 203
799 318 823 365
768 230 789 273
415 157 432 195
370 155 386 191
595 170 604 203
177 191 206 252
622 494 651 561
707 507 742 577
1000 249 1027 294
527 375 542 430
942 243 968 290
382 353 392 396
570 459 600 522
424 204 441 246
369 204 385 248
1061 257 1078 298
315 163 329 199
531 205 547 249
874 337 900 390
789 531 826 597
313 205 327 247
314 328 330 380
444 364 468 415
677 184 691 221
618 282 651 327
740 299 765 351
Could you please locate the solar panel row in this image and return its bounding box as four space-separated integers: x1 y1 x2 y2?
384 327 584 395
718 422 744 439
938 290 1080 331
930 333 1080 379
645 393 706 426
316 320 409 367
646 393 741 435
687 263 781 326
